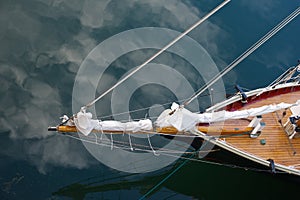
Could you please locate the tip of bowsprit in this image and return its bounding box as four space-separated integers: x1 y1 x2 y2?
48 126 57 131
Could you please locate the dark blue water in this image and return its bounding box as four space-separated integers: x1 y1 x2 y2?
0 0 299 199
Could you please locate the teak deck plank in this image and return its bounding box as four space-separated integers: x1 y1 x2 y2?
221 89 300 168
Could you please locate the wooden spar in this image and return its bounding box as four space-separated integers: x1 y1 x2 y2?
48 124 254 136
48 126 148 134
156 126 253 135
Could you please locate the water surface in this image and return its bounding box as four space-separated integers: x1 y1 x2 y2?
0 0 299 199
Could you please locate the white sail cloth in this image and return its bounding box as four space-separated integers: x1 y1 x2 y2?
74 100 299 135
74 111 153 136
156 101 300 131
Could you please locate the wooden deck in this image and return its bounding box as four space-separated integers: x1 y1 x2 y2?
219 87 300 169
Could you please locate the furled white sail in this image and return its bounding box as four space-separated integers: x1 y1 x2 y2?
74 111 153 136
156 101 300 131
74 101 299 135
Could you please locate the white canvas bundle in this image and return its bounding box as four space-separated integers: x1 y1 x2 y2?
74 111 153 136
156 101 299 131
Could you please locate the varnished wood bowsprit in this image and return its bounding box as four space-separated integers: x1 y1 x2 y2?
53 122 254 136
157 124 253 135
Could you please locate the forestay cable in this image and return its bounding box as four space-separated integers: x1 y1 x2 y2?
84 0 231 109
184 6 300 106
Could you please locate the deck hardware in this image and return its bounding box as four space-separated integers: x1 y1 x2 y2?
260 139 266 145
267 159 276 174
248 116 264 138
275 111 297 155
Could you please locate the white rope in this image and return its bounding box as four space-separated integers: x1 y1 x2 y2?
128 133 134 151
93 133 98 144
62 134 289 174
110 133 113 150
64 133 189 154
99 122 104 141
100 130 103 140
84 0 231 109
96 88 232 120
147 134 160 156
184 6 300 106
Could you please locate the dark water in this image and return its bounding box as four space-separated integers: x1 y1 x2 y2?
0 0 299 199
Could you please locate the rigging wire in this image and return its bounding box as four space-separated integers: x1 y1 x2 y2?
97 86 237 120
62 132 290 178
138 138 211 200
68 133 198 154
138 156 191 200
183 6 300 106
83 0 231 110
58 3 300 189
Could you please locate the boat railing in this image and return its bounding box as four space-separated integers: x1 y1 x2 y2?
269 63 300 88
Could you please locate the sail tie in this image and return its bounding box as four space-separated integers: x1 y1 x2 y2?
147 134 160 156
128 133 134 151
110 133 113 150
